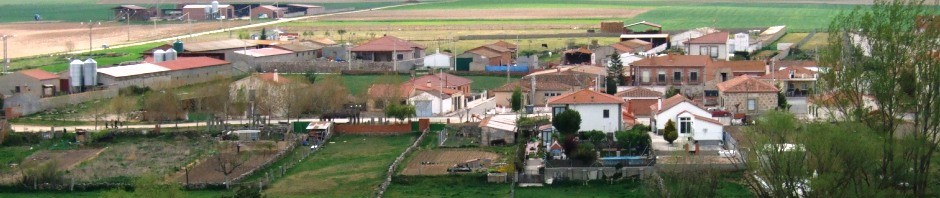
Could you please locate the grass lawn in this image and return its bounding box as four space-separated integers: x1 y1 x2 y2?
515 180 647 198
798 33 829 51
385 175 511 198
8 42 164 73
778 33 809 44
0 146 39 172
1 189 231 198
263 134 418 198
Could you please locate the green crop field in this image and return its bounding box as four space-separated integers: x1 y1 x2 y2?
317 0 870 32
0 0 401 23
263 134 418 198
385 175 511 198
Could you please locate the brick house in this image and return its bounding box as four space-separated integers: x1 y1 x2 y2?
351 36 426 71
716 75 779 115
456 41 517 71
703 60 767 105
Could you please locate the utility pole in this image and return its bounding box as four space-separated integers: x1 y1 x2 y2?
82 20 101 56
1 35 13 74
125 11 133 41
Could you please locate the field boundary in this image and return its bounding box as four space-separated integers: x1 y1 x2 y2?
375 128 429 198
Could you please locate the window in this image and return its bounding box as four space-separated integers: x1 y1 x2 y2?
699 46 707 55
397 54 404 60
679 117 691 134
789 70 796 78
690 71 699 82
721 73 729 82
603 110 610 118
544 93 560 97
747 99 757 111
710 46 719 58
674 71 682 82
657 71 666 83
641 70 651 83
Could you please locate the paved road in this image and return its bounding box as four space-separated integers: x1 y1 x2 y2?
68 2 427 54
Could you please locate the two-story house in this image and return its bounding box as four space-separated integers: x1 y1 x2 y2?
651 94 724 146
548 89 626 133
630 55 710 96
684 31 730 60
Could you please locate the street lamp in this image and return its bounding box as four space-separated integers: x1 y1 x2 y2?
1 34 14 74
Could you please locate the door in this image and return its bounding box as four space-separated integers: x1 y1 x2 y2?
415 100 433 117
456 58 472 71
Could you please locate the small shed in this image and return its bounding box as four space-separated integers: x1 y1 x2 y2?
228 130 260 141
479 115 517 146
306 122 333 144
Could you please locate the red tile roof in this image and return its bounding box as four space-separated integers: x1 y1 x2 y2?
717 75 780 93
547 89 625 105
19 69 58 80
490 40 517 50
615 87 662 98
351 36 425 52
153 57 229 71
686 32 729 44
693 115 722 125
650 94 704 114
491 80 574 92
631 55 711 67
706 60 767 82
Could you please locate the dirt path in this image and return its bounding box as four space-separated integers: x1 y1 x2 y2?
322 8 650 21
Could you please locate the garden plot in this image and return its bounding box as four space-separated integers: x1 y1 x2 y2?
173 141 288 184
68 137 214 182
400 149 500 176
0 148 105 184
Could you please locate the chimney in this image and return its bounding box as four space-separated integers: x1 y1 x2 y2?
766 60 772 74
426 79 432 88
657 97 663 111
273 69 279 82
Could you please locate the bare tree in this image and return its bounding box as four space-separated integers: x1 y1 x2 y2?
108 95 137 129
213 142 252 189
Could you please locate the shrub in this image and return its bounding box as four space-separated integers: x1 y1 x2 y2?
20 161 65 189
552 110 581 136
664 119 678 144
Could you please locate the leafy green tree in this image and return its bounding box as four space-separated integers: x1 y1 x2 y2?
573 142 598 163
616 130 651 155
605 77 618 94
664 86 680 98
552 109 581 136
663 119 678 144
776 91 790 110
511 87 523 112
608 52 624 84
820 0 940 195
259 28 267 40
385 103 416 122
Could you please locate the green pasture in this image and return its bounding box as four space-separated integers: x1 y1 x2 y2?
262 134 417 198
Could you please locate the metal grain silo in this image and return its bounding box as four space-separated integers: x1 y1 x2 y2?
82 58 97 86
173 40 184 52
165 48 178 61
69 59 83 89
153 49 165 62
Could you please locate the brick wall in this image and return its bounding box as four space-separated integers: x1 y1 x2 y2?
719 92 777 114
335 119 430 135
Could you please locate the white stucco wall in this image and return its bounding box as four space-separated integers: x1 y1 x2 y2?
653 102 712 130
687 43 729 60
409 92 453 115
563 103 622 133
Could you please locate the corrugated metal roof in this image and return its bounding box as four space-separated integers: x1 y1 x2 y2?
98 63 169 78
234 48 293 57
185 39 255 52
153 57 229 71
479 115 517 132
306 122 332 130
183 4 232 9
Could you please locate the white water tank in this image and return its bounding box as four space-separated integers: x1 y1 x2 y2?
165 48 177 61
153 49 165 62
68 59 83 88
82 58 97 86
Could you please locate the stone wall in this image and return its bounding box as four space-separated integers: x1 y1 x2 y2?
718 92 777 114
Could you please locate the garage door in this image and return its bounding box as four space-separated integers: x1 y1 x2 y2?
456 58 472 71
415 100 432 117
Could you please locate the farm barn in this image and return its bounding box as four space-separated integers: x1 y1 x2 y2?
0 69 62 99
182 4 235 20
250 5 285 19
112 5 158 21
285 4 325 16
